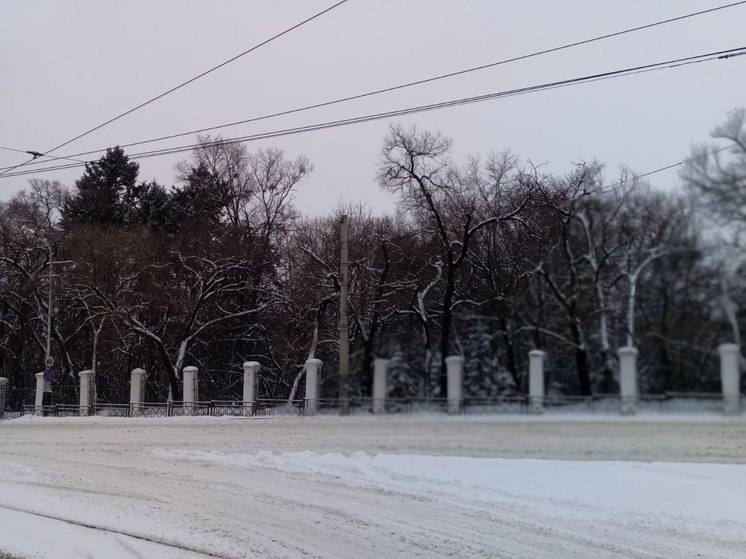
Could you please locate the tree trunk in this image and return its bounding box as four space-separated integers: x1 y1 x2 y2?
360 239 390 397
150 340 179 400
658 288 673 392
499 314 520 388
7 321 28 409
570 320 592 396
598 347 615 394
420 318 433 399
438 262 456 397
361 339 374 398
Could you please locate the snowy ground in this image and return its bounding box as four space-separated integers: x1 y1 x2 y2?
1 414 746 558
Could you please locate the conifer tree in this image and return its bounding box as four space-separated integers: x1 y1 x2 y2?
63 146 139 227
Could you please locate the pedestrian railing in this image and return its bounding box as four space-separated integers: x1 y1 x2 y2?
0 378 7 418
17 392 737 418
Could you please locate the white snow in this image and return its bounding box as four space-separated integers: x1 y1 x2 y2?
1 415 745 558
159 449 746 532
0 507 204 559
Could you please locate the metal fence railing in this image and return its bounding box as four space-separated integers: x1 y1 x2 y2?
0 378 7 418
15 393 743 418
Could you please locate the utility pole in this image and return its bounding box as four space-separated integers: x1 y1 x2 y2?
45 242 53 367
339 215 350 414
36 231 55 413
23 227 54 370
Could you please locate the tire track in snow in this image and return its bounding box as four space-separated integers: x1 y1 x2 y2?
0 503 229 558
4 418 746 558
3 452 728 559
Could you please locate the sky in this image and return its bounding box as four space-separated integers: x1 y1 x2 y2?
1 0 744 216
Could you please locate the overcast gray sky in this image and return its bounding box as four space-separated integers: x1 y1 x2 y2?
1 0 744 215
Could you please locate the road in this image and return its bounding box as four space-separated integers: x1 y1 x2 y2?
1 415 745 558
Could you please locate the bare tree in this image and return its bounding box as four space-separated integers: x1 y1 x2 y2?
682 107 746 349
682 108 746 228
530 166 598 395
379 126 533 396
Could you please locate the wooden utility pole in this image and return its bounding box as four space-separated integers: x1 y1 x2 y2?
339 215 350 413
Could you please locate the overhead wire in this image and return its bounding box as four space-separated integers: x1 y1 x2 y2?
0 145 85 165
0 0 350 177
1 46 744 180
3 0 745 173
598 145 734 194
0 145 29 156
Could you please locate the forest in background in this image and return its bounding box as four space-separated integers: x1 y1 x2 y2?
1 109 744 410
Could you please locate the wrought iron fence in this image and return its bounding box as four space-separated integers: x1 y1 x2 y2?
0 379 7 418
15 393 742 418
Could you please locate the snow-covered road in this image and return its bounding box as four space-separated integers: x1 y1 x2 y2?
1 415 745 558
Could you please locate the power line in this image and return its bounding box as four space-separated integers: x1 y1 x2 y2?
3 48 744 176
0 145 85 165
599 145 734 194
0 145 29 156
0 147 91 168
1 46 744 180
0 0 350 178
5 0 745 172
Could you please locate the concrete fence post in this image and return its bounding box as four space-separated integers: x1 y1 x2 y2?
372 358 389 414
35 372 46 415
79 370 95 416
304 358 322 415
243 361 260 414
719 343 741 415
130 368 146 416
0 377 8 418
528 350 545 414
445 355 464 415
619 346 639 415
182 366 199 411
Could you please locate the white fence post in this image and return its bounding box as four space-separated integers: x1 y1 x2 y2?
304 358 322 415
79 370 95 416
719 343 741 415
528 350 545 414
372 358 389 414
130 368 146 416
619 346 639 415
183 366 198 411
243 361 260 414
35 372 46 415
445 355 464 415
0 377 7 418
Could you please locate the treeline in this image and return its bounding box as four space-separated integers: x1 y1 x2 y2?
1 118 743 409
